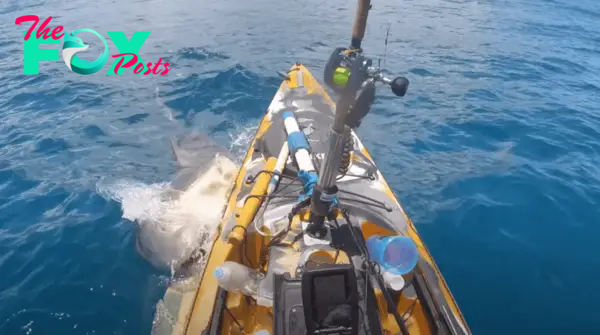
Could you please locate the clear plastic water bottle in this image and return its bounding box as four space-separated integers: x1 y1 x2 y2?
213 261 266 296
366 235 419 275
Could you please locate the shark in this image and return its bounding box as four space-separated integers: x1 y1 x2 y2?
134 132 239 277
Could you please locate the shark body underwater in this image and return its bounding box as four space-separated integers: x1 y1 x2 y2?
133 132 239 277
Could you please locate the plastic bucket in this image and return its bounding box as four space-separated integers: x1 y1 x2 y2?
366 235 419 275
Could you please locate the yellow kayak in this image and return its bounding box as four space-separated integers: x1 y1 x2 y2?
153 1 471 334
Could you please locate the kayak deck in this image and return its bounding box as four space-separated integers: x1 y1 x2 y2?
153 64 469 335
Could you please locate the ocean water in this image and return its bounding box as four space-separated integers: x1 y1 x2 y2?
1 0 599 334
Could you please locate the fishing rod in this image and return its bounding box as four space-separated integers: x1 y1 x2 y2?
306 0 410 238
351 0 372 50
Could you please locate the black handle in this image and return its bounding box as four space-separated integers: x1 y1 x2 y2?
390 76 409 97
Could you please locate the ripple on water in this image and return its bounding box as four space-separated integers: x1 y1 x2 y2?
161 64 279 123
81 125 107 139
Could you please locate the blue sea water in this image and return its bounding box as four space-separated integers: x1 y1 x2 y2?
1 0 600 334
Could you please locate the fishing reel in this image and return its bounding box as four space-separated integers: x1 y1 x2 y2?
324 47 409 128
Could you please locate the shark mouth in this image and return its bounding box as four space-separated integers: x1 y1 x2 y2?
62 45 89 71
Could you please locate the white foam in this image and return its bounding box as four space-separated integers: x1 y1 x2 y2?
228 123 258 162
97 124 256 278
98 157 237 276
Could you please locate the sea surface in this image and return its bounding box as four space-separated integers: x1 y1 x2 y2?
1 0 600 334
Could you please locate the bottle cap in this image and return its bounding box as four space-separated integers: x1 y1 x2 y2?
213 266 230 281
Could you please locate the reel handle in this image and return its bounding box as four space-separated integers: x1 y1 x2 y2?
390 76 409 97
376 74 410 97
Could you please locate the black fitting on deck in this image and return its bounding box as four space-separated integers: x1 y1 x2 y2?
306 185 338 239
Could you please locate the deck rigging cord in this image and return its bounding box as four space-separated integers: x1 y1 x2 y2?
246 166 394 239
244 162 388 206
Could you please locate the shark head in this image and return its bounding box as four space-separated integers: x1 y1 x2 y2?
132 132 239 277
62 32 89 71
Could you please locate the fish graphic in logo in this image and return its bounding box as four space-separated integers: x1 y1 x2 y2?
62 28 109 75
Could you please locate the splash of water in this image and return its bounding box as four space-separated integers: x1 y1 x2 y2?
97 126 257 277
97 165 229 277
